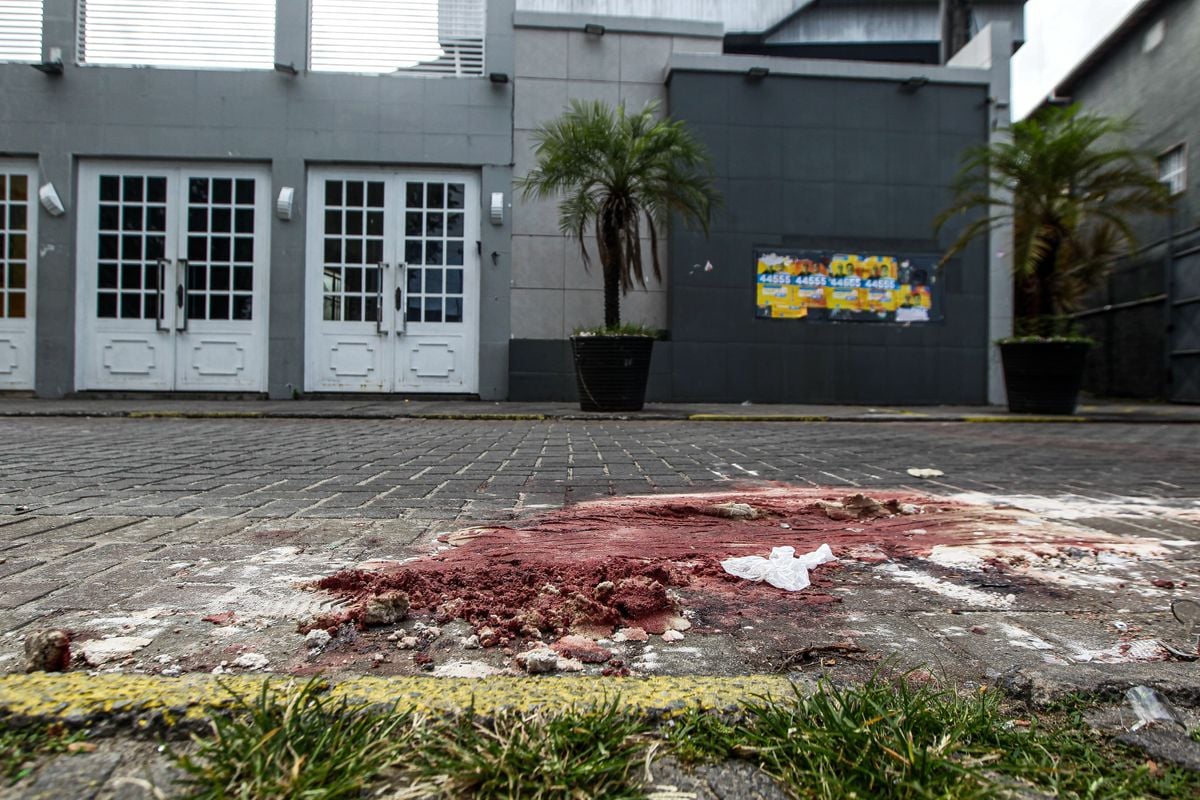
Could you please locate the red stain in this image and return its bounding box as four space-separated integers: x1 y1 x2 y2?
309 487 1132 648
201 611 237 626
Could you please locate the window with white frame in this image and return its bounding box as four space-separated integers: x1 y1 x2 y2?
1159 145 1187 196
77 0 275 69
0 0 43 62
310 0 486 76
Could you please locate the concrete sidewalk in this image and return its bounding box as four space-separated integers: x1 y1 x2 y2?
1 414 1199 797
0 396 1197 423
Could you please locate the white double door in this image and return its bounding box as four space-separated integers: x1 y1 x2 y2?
305 169 479 393
75 162 270 392
0 161 37 390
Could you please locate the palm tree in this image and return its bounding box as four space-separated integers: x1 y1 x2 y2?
936 104 1171 336
516 100 718 329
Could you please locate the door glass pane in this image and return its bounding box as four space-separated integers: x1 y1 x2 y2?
94 173 167 319
321 179 383 323
185 175 256 322
402 180 467 325
0 170 32 319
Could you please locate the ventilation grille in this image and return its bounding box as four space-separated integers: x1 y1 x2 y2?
77 0 275 68
310 0 486 76
0 1 42 62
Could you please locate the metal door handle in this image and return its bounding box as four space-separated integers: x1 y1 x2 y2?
155 259 169 332
397 264 407 335
175 259 188 332
375 262 388 335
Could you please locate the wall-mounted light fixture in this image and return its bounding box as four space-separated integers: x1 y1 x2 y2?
583 23 606 36
746 66 769 79
900 76 929 93
488 72 509 84
276 187 295 220
38 183 65 216
32 46 63 76
490 192 505 226
274 62 298 76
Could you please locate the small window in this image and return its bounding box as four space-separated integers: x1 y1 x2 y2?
0 1 42 63
310 0 486 76
1159 145 1187 196
78 0 275 69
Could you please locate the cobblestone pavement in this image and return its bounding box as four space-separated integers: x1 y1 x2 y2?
1 417 1199 685
2 417 1199 520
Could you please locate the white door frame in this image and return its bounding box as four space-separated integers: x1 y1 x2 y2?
74 161 271 392
304 167 480 393
0 160 37 390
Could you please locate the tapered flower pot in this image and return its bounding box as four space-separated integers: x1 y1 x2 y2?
570 335 654 412
999 340 1091 415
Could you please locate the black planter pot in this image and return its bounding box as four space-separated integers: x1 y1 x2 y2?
570 335 654 412
999 340 1091 415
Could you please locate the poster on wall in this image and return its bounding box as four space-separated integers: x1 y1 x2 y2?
754 248 943 324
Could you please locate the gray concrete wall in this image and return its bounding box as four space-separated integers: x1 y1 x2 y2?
509 14 721 347
1065 0 1199 240
2 0 515 398
1053 0 1198 402
664 68 992 404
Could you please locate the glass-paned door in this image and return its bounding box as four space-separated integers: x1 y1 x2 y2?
305 168 479 393
0 162 37 389
75 162 270 391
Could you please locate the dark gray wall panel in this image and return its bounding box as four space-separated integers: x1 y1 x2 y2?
666 70 990 404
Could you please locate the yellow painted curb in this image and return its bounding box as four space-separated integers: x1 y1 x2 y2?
413 413 548 421
0 673 795 724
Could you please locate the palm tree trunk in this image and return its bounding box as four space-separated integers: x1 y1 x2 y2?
601 222 623 328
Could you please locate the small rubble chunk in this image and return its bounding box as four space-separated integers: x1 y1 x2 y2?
709 502 759 520
23 629 71 673
201 611 236 626
594 581 615 601
841 494 888 520
304 629 332 651
552 635 612 664
883 499 922 515
515 647 560 674
80 636 152 666
462 635 481 650
662 630 685 642
361 591 410 627
613 627 649 643
396 636 420 650
232 653 269 671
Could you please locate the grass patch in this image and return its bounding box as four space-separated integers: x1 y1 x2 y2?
174 676 1200 799
176 678 419 800
0 723 88 784
410 701 648 799
668 676 1200 799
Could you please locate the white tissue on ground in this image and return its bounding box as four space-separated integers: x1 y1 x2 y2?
720 544 836 591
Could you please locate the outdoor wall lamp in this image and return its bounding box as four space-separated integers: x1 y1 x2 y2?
489 72 509 84
900 76 929 93
747 66 769 79
274 62 298 76
38 183 65 216
276 187 295 221
583 23 606 36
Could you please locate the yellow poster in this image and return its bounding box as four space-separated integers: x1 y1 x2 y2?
755 249 940 323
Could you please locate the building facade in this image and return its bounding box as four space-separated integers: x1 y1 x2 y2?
1050 0 1200 402
0 0 1019 404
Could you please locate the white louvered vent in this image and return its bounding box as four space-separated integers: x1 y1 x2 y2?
0 1 43 62
311 0 487 76
78 0 275 69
